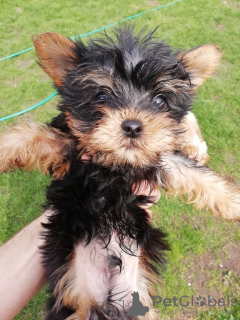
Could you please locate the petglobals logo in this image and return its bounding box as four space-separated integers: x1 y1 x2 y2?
152 295 238 308
119 292 238 316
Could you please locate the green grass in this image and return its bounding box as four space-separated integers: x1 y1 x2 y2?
0 0 240 319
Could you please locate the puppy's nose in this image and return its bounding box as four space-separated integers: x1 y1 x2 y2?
121 120 142 138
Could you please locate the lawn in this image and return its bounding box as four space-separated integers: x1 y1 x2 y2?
0 0 240 319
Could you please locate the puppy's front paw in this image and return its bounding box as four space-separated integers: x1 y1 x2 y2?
181 139 209 165
179 112 210 165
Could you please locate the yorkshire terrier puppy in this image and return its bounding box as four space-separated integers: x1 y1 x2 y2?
0 27 240 319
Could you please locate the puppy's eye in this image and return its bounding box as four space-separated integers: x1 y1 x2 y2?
95 92 108 102
154 95 165 107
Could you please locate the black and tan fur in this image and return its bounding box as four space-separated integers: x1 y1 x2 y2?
0 27 239 319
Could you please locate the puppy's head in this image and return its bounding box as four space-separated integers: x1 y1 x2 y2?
33 27 222 168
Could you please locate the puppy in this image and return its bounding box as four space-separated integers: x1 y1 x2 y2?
0 27 239 319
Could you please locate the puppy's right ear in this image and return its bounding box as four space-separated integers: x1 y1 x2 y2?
33 33 77 86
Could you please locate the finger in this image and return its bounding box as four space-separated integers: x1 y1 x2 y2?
132 180 151 196
133 181 161 204
81 153 92 161
144 209 152 222
150 187 161 204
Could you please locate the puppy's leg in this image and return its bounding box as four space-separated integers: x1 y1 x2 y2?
0 122 72 178
160 154 240 220
179 111 209 165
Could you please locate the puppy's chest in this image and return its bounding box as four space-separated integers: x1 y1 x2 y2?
46 163 157 241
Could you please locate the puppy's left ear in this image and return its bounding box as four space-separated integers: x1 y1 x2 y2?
177 44 223 90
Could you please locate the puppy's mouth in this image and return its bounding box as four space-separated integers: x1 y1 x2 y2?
123 140 140 150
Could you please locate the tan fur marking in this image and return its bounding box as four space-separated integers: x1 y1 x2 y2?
53 256 95 319
136 256 160 320
33 33 77 86
76 70 114 89
178 44 223 89
0 122 72 178
161 154 240 220
157 76 189 93
67 107 179 168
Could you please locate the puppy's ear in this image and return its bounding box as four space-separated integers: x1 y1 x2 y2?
177 44 222 90
33 33 77 86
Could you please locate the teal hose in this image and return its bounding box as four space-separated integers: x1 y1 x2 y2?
0 47 34 62
0 92 57 122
